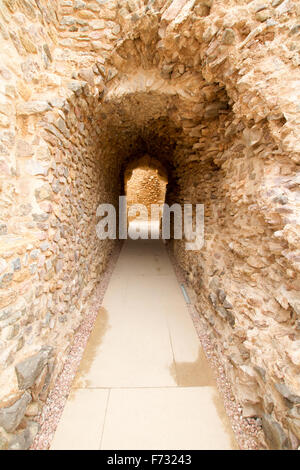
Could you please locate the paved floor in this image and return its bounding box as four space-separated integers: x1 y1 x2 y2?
51 234 237 450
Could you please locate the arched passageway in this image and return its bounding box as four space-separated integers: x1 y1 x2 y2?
0 0 299 451
125 155 168 226
51 236 238 450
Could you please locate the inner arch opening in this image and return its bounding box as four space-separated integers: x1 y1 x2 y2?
3 2 299 445
125 155 168 236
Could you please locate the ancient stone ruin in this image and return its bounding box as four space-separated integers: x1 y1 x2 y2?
0 0 299 450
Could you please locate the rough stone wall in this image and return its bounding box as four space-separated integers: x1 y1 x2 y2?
0 0 299 449
127 168 166 220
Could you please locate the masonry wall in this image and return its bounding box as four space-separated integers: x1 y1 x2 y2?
0 0 299 450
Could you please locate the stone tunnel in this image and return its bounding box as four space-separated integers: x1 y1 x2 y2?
0 0 299 450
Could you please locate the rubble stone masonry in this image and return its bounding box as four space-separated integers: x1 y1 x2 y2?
0 0 299 449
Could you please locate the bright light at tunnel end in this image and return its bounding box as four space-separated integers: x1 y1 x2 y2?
96 197 205 251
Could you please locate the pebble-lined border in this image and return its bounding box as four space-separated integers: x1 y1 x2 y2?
167 246 266 450
31 244 122 450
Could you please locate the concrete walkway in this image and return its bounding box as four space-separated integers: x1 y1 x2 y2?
51 237 237 450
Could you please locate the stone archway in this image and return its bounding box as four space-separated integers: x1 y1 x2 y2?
0 0 299 450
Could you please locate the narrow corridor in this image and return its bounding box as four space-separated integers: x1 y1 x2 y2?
51 234 237 450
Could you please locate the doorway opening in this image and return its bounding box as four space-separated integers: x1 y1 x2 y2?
124 155 168 239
